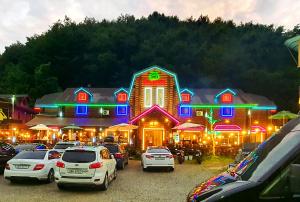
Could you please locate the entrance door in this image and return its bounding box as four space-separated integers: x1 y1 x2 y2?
143 129 164 149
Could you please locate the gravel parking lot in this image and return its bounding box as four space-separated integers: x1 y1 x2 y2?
0 159 229 202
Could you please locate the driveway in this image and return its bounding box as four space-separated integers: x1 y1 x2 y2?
0 159 228 202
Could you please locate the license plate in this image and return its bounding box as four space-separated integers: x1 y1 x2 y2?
155 157 165 160
14 164 30 169
67 168 88 174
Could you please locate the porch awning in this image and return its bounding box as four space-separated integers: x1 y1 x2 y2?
26 116 124 127
214 124 242 131
251 125 266 133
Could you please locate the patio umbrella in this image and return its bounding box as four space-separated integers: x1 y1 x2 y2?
62 124 83 130
172 122 204 131
107 123 138 131
269 111 299 125
29 124 51 130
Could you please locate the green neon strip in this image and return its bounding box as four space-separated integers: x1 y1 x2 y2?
128 65 182 102
37 103 127 108
181 104 257 109
252 106 277 110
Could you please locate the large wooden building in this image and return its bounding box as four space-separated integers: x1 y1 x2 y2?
27 66 277 149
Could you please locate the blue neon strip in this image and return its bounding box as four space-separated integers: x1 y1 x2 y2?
35 105 59 108
252 106 277 110
220 107 234 117
128 65 182 102
76 105 88 115
116 105 128 116
179 106 192 117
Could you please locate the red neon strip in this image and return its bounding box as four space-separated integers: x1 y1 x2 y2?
214 124 242 131
251 125 266 133
142 79 167 86
130 105 179 124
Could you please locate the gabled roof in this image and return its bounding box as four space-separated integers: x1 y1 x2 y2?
180 88 194 96
128 65 182 101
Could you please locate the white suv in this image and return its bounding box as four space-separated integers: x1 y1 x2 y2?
53 141 80 154
55 146 117 190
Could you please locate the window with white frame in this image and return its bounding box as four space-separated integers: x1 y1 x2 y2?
144 87 152 108
156 87 164 107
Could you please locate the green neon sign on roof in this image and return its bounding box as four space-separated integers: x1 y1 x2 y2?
148 71 160 81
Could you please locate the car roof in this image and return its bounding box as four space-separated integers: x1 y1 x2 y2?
56 141 79 144
147 146 169 150
65 146 106 151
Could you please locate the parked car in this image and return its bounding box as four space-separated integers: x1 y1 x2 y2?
53 141 80 154
55 146 117 190
0 142 16 173
141 146 174 171
4 149 61 183
187 117 300 202
102 143 129 169
14 143 47 154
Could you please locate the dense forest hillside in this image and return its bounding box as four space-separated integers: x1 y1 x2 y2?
0 12 299 111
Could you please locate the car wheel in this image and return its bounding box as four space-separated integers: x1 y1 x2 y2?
142 167 147 172
57 184 65 190
10 179 17 184
100 173 108 191
169 167 174 172
46 169 55 183
113 169 117 180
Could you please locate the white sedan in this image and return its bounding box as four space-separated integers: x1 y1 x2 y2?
4 149 61 183
141 146 175 171
55 146 117 190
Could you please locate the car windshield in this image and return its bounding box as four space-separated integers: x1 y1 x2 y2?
54 143 74 149
62 150 96 163
103 144 119 153
14 151 46 159
147 148 170 153
15 144 36 150
233 117 300 181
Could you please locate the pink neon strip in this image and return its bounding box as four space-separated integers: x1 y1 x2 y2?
214 124 242 131
251 125 266 133
130 105 180 124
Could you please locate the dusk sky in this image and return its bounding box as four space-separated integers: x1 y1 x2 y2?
0 0 299 53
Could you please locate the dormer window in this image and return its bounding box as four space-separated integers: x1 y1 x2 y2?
221 93 233 103
117 92 127 103
77 92 88 103
181 93 191 103
74 87 93 103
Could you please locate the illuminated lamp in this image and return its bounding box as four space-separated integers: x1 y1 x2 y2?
117 93 127 103
116 106 128 116
34 107 41 113
77 92 88 103
181 93 191 103
179 106 192 117
220 107 234 117
76 105 88 116
221 93 233 103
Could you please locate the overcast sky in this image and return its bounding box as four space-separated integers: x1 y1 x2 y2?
0 0 299 53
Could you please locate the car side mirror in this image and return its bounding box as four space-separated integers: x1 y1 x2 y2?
289 164 300 194
111 154 115 159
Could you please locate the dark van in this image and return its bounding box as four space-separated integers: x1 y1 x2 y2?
187 117 300 202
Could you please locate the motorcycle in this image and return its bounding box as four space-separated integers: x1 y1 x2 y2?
194 150 202 164
176 149 185 164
